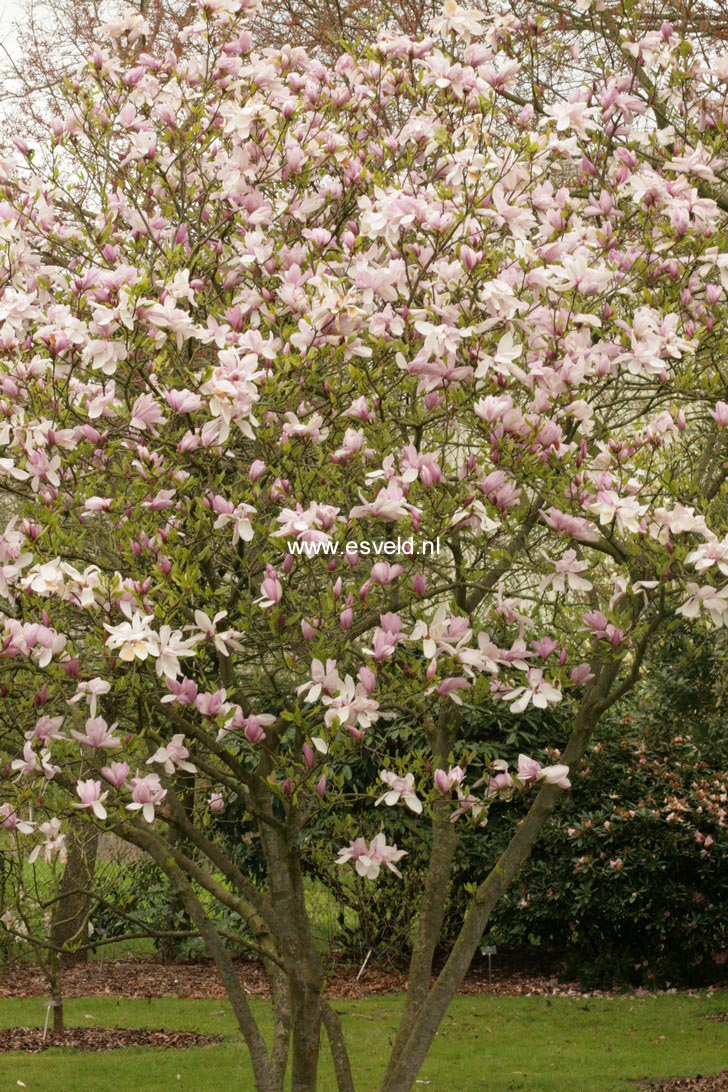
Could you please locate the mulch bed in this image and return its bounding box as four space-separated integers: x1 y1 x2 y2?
640 1073 728 1090
0 1027 222 1053
0 956 616 1001
0 956 723 1002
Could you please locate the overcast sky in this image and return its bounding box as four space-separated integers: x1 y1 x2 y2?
0 0 23 53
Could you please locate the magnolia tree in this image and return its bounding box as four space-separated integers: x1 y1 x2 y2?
0 0 727 1088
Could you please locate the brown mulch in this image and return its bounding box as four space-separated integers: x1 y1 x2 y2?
0 1027 222 1053
640 1073 728 1090
0 957 724 1002
0 956 631 1001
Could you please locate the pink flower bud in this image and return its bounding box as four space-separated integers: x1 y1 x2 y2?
303 743 315 769
249 460 267 481
316 774 327 797
358 666 376 693
434 768 451 793
412 572 426 596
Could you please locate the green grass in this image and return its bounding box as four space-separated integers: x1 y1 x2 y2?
0 992 725 1091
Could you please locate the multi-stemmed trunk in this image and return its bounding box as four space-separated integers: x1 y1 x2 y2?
124 658 635 1091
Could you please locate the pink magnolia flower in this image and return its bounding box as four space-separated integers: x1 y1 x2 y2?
147 733 196 774
165 388 202 413
516 754 543 785
28 818 67 865
73 779 109 820
336 832 407 880
190 610 241 656
430 676 471 705
708 401 728 427
570 662 595 685
126 773 167 823
531 637 559 661
244 714 274 744
541 763 571 788
130 392 166 431
196 689 228 717
101 761 130 788
162 676 199 706
297 659 340 703
358 666 376 694
70 716 121 750
362 614 406 660
581 611 626 647
501 669 562 713
155 626 198 678
540 507 598 543
0 803 34 834
256 565 282 610
375 770 422 813
27 715 66 744
485 759 514 799
209 792 224 813
322 676 380 730
434 766 466 793
11 742 60 780
451 787 489 824
676 583 728 627
588 490 646 536
540 550 592 594
350 481 415 522
67 677 111 718
369 561 404 586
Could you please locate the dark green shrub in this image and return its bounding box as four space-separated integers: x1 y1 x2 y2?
488 726 727 988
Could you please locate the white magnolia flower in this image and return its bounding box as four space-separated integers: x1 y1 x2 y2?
104 601 159 661
375 770 422 814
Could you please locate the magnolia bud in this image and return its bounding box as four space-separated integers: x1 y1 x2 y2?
358 666 376 693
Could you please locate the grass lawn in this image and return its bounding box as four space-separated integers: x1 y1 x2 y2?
0 991 725 1091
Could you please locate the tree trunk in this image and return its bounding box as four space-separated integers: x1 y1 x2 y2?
322 1002 355 1092
290 981 322 1092
51 820 99 966
268 962 292 1092
47 952 64 1035
380 664 620 1091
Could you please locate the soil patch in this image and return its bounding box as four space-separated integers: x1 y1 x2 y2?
0 1027 222 1053
0 956 723 1002
640 1073 728 1090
